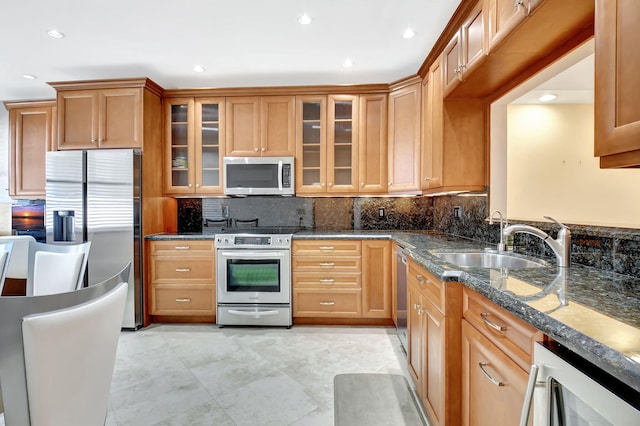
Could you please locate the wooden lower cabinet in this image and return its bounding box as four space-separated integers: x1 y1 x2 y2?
461 320 529 426
292 240 391 322
148 240 216 319
406 259 462 426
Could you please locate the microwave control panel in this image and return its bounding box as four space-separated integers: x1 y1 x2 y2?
283 164 291 188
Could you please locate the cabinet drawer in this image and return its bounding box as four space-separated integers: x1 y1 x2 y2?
292 240 361 256
292 272 361 289
408 260 446 314
152 286 215 315
293 289 362 317
151 258 215 282
150 240 214 256
463 288 542 369
292 256 361 272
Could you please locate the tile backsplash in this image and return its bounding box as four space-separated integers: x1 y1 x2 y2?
177 195 640 279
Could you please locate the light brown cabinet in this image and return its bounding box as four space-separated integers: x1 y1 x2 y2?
443 0 488 97
422 55 487 194
149 240 216 318
594 0 640 168
49 78 163 151
292 240 391 321
163 98 225 195
225 96 295 157
387 79 422 193
4 100 56 198
296 94 386 195
461 288 542 425
406 259 462 426
487 0 543 50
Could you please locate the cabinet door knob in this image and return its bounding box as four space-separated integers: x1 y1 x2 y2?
321 182 326 187
261 147 266 152
360 182 364 187
254 147 259 152
328 182 333 187
388 182 392 186
424 177 431 181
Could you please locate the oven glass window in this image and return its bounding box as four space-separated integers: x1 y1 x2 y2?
227 259 280 292
227 164 278 189
550 378 612 426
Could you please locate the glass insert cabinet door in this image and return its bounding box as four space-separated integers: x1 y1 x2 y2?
195 98 225 192
296 96 327 194
165 98 195 194
327 95 359 192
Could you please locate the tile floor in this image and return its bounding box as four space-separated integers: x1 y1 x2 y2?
103 324 412 426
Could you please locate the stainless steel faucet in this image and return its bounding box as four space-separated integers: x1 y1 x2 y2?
489 210 507 252
502 216 571 268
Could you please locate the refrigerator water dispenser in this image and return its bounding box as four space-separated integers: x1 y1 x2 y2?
53 210 75 242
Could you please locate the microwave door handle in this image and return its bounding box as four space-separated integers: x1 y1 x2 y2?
519 364 539 426
278 160 283 192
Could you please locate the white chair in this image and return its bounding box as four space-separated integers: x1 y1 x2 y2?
0 235 35 280
0 241 14 295
0 263 130 426
26 241 91 296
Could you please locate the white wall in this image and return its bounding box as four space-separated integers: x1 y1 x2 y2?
506 104 640 228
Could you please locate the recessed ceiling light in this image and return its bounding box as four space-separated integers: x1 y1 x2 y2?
47 29 65 38
298 14 312 25
538 94 557 102
193 65 206 73
22 74 37 80
402 28 416 39
343 58 353 68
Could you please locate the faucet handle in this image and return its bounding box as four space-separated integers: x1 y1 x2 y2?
544 216 569 230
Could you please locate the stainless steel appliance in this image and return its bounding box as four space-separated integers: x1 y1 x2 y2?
223 156 294 196
519 341 640 425
396 246 408 352
216 230 292 327
45 149 143 329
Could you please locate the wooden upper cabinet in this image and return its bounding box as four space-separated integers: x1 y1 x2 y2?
261 96 296 156
225 97 260 156
4 100 56 198
296 96 327 194
226 95 295 157
444 1 488 97
422 60 444 191
595 0 640 168
388 79 422 193
327 95 359 193
488 0 543 50
49 78 162 151
359 94 388 193
56 88 141 149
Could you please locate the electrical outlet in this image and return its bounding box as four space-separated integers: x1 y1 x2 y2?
453 206 462 219
378 207 385 218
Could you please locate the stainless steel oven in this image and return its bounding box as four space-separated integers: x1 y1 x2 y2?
519 341 640 426
216 231 292 327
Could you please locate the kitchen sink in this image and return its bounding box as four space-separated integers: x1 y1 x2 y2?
432 251 547 269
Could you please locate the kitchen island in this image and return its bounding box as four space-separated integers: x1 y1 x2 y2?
147 230 640 394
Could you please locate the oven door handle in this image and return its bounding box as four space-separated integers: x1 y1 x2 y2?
227 309 281 317
519 364 539 426
218 250 288 258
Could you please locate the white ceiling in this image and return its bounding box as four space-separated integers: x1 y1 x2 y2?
1 0 462 101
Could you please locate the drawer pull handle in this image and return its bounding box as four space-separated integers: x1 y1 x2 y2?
418 308 424 315
319 279 335 284
415 274 427 284
175 246 191 250
319 301 335 306
175 298 191 303
481 312 507 332
175 268 191 272
319 246 335 251
479 362 505 386
319 262 335 268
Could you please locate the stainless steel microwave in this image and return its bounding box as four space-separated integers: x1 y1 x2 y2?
223 156 295 196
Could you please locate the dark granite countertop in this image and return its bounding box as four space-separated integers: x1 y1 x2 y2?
146 230 640 392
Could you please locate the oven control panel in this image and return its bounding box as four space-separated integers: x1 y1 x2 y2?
215 234 292 249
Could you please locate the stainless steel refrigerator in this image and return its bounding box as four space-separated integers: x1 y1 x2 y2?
45 149 143 329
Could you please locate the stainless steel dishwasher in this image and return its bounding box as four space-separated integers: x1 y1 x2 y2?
396 247 408 352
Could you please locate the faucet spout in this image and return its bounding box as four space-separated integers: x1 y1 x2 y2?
502 217 571 267
489 210 507 252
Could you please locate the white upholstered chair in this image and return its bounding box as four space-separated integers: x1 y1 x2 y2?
0 241 14 295
0 263 130 426
26 241 91 296
0 235 35 280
